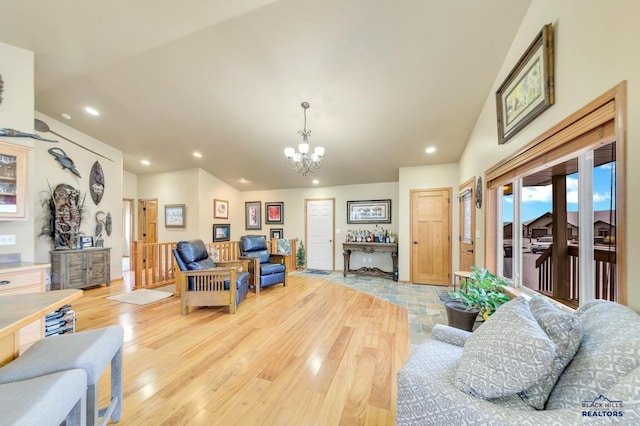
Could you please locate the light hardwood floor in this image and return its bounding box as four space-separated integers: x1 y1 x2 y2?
74 273 411 425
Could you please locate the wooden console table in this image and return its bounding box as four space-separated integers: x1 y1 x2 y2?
343 242 398 280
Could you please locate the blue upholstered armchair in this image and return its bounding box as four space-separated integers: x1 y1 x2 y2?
173 239 250 315
239 235 287 294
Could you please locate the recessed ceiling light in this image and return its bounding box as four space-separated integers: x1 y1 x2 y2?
238 178 249 184
312 179 319 185
193 152 202 158
425 146 436 154
60 113 72 120
141 160 150 166
85 106 100 116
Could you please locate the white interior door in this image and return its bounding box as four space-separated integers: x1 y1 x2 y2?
306 199 334 270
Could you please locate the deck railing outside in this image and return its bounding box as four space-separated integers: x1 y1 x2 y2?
535 244 616 306
132 238 297 289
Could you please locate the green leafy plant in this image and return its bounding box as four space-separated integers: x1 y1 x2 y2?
296 240 306 269
450 266 510 320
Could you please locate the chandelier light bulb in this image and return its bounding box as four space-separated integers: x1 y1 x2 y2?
284 147 295 158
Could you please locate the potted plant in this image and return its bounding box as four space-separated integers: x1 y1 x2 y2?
296 240 306 270
445 266 510 331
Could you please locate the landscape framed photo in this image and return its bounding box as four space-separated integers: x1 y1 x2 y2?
213 199 229 219
213 224 231 242
270 228 283 240
265 201 284 224
496 23 554 144
245 201 262 230
165 204 186 228
347 199 391 224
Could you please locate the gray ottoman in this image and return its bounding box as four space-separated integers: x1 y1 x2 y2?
0 369 87 425
0 325 124 425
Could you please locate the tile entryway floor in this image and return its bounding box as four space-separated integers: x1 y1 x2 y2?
290 271 449 346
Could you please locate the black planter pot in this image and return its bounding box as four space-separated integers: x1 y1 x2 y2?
444 301 480 332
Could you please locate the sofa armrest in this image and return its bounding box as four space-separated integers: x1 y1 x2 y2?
217 259 249 272
431 324 472 347
269 254 287 266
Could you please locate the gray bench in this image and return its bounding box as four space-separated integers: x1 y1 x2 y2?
0 369 87 425
0 325 124 425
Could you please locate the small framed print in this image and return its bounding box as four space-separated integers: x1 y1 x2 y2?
213 224 231 242
270 228 283 240
245 201 261 230
214 199 228 219
165 204 186 228
79 236 94 249
265 202 284 225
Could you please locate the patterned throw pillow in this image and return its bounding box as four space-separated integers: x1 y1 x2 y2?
453 297 556 399
518 296 583 409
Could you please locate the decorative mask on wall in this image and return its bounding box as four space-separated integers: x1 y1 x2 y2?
40 183 85 249
95 211 106 247
90 161 104 205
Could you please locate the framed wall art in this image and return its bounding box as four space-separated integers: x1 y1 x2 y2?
270 228 283 240
213 224 231 242
165 204 186 228
213 199 229 219
245 201 261 230
265 201 284 224
347 199 391 224
496 23 554 144
79 236 94 249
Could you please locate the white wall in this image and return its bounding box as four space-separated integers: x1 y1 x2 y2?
240 182 399 272
0 42 35 261
459 0 640 310
398 163 459 282
32 112 124 280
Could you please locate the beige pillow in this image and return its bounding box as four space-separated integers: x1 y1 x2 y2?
454 297 556 399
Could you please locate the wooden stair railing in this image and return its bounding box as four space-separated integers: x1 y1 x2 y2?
132 238 298 289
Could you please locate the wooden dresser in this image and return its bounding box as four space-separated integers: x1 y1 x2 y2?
50 247 111 290
0 262 50 354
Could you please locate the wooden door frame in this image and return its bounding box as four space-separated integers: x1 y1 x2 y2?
458 177 476 272
409 188 452 285
122 198 134 257
304 198 335 271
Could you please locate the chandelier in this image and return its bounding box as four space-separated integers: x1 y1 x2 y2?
284 102 325 176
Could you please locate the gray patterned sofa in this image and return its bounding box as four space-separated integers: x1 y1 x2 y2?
397 296 640 425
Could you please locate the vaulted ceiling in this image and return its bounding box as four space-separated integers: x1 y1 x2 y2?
0 0 531 190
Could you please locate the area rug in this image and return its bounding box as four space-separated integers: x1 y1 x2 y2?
306 270 331 275
107 289 173 305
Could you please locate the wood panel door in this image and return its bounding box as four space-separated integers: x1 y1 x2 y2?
137 199 157 270
137 199 157 244
458 177 476 272
410 189 451 285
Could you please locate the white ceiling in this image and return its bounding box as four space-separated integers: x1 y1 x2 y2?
0 0 531 190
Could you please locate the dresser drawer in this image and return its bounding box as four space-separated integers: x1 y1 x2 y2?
0 270 43 293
